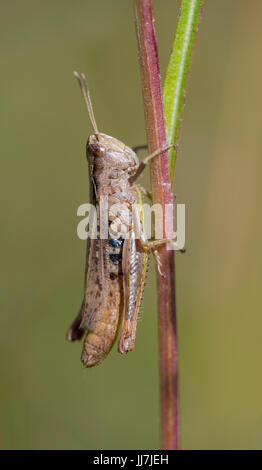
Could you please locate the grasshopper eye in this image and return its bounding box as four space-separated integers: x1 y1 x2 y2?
95 145 106 157
88 138 106 157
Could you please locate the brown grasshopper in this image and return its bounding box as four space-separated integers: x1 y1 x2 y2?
67 72 177 367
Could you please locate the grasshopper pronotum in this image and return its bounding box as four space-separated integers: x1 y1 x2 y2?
67 72 177 367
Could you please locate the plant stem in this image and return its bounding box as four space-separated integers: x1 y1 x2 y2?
163 0 204 183
134 0 179 450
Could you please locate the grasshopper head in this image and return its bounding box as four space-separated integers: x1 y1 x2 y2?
87 133 138 174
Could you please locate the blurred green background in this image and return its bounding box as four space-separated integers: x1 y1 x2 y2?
1 0 262 450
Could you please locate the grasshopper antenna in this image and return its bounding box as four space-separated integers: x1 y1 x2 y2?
73 71 100 138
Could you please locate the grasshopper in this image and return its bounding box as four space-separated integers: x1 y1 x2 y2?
67 72 177 367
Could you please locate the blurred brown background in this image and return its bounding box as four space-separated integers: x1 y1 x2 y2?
1 0 261 449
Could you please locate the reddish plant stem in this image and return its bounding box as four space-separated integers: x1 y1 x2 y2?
134 0 179 450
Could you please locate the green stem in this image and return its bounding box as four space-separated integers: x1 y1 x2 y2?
134 0 204 450
163 0 204 182
134 0 179 450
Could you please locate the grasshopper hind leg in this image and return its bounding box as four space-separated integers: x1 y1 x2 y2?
140 239 185 277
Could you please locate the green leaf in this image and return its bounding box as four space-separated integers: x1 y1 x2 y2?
163 0 204 183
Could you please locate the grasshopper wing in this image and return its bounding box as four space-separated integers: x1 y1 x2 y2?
80 229 110 331
67 207 109 340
